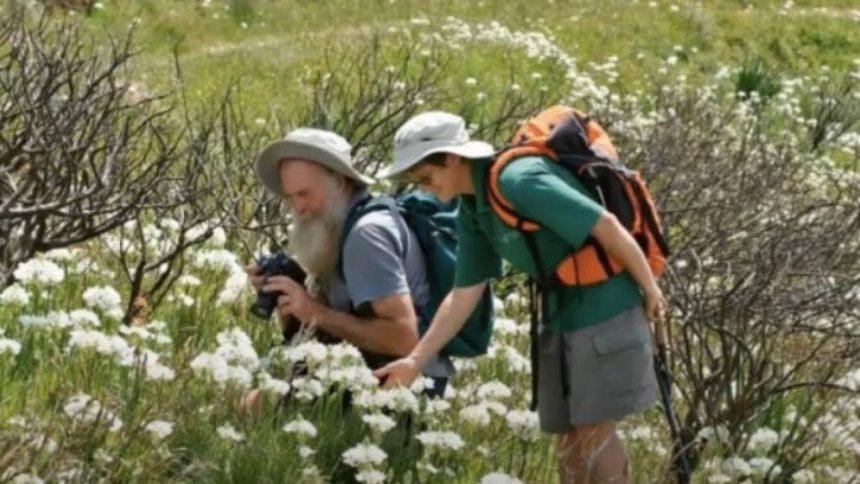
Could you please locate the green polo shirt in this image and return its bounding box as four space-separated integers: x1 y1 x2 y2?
453 156 642 334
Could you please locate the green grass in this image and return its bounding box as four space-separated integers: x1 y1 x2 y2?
44 0 858 116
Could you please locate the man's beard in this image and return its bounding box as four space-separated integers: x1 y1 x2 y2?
288 182 350 289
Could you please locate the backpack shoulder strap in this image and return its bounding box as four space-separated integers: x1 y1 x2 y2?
338 194 412 280
487 107 619 230
486 151 543 233
486 105 584 232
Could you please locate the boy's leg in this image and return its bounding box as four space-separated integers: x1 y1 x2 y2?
556 420 629 484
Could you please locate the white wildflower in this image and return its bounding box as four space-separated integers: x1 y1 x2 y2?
119 325 153 340
177 274 202 287
194 249 238 271
425 399 452 415
505 410 540 441
190 353 253 389
416 431 465 451
11 474 45 484
329 343 363 362
460 404 491 426
282 417 318 438
628 426 655 441
326 365 380 391
362 413 397 434
158 218 181 232
216 423 244 442
299 445 316 458
749 457 780 476
144 420 174 440
283 341 329 365
94 448 113 463
7 415 27 427
0 338 22 356
82 286 122 311
217 269 248 305
143 359 176 382
177 294 195 307
477 380 512 400
484 400 508 416
67 330 133 362
0 285 30 305
105 307 125 321
19 312 70 329
292 377 324 401
493 317 522 335
13 259 64 285
342 443 387 468
355 469 386 483
748 427 780 452
258 373 291 395
480 473 523 484
722 456 752 476
23 433 57 454
793 469 815 483
63 394 122 432
69 309 100 327
214 328 259 369
697 424 730 443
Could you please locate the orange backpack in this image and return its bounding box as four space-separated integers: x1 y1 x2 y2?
487 105 669 286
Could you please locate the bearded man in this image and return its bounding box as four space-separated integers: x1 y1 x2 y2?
248 128 453 395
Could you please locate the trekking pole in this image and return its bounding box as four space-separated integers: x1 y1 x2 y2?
652 319 693 484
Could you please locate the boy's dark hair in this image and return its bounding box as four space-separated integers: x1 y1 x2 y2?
421 152 449 167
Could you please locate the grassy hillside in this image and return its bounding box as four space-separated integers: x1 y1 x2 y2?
58 0 860 114
1 1 858 483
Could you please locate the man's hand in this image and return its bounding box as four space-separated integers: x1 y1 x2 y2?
644 286 669 348
372 356 420 389
245 264 265 291
643 286 667 322
263 275 322 325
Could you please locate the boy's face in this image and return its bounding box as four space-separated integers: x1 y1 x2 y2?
408 154 460 203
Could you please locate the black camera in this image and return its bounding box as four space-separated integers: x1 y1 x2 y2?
251 252 341 345
251 252 307 319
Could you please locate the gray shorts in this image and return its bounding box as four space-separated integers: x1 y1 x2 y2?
537 305 658 433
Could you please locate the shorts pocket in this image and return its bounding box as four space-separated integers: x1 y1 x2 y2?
593 326 646 355
591 323 652 397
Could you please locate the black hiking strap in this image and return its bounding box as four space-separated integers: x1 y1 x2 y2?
520 221 570 411
587 235 616 279
337 194 409 280
526 276 540 412
629 180 670 256
654 345 692 484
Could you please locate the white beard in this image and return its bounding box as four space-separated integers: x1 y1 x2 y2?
288 181 350 288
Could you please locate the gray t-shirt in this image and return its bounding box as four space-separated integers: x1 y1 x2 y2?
325 191 454 379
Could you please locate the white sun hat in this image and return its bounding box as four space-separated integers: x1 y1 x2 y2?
256 128 375 196
381 111 495 178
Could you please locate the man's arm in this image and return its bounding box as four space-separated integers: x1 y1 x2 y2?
590 212 667 322
373 281 486 388
264 275 419 356
407 281 486 369
311 293 419 356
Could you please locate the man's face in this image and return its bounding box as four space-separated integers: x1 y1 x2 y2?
280 160 337 218
279 159 351 283
408 154 460 203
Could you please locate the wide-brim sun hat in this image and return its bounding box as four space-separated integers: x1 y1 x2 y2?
381 111 495 178
256 128 375 196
